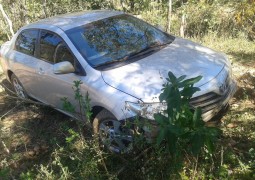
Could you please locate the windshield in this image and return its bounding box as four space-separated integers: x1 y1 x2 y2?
66 14 175 68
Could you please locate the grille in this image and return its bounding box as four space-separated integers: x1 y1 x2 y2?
190 79 231 113
190 92 222 113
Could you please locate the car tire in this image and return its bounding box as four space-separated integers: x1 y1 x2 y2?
93 109 133 153
11 74 28 99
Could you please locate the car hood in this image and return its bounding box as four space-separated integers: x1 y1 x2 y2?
101 37 227 102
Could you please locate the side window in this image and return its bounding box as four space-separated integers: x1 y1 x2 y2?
54 44 75 64
15 29 38 56
39 30 74 65
40 31 62 62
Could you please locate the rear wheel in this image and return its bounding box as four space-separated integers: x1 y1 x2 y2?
93 109 133 153
11 74 28 99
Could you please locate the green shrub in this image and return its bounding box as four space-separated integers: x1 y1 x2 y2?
181 2 237 38
155 71 221 167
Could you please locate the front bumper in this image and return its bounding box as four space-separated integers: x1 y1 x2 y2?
124 72 237 140
125 79 237 141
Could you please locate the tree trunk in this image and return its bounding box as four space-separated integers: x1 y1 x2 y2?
42 0 47 18
180 14 186 38
120 0 126 12
130 0 135 12
0 3 14 38
19 0 29 25
167 0 172 33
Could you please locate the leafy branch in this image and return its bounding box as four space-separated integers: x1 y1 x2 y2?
155 71 221 163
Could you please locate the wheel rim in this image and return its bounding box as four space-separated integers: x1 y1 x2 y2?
99 119 133 153
12 78 26 98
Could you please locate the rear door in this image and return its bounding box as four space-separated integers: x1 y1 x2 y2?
10 29 40 95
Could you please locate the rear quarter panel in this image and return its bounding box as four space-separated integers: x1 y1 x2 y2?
0 41 12 80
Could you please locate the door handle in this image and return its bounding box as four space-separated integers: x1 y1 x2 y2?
38 67 45 75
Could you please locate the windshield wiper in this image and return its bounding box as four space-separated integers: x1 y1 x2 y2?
150 41 172 48
95 42 171 68
95 47 156 68
128 41 171 58
95 56 130 68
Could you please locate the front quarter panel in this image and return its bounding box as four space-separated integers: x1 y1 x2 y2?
80 65 139 121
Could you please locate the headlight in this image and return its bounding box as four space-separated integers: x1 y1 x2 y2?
125 101 167 120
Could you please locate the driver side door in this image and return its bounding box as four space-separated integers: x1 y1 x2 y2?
34 30 85 118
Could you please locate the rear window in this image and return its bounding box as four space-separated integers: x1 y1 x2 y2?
15 29 38 56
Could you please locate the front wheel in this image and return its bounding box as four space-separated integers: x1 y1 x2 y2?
11 74 28 99
93 109 133 153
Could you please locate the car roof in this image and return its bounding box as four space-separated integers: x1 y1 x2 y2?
25 10 124 31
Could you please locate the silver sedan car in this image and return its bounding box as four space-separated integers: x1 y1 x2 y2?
0 10 236 153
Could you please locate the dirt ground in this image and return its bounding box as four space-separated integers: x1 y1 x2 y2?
0 66 78 177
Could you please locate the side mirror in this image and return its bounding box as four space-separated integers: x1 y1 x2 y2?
53 61 75 74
